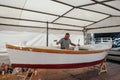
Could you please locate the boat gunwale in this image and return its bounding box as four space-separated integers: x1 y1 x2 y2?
6 44 109 54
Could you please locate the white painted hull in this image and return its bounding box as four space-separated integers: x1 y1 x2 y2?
6 42 112 69
8 49 107 64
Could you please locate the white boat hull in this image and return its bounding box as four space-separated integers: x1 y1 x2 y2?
6 42 111 69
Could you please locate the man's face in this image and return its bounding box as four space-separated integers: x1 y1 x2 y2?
65 35 70 40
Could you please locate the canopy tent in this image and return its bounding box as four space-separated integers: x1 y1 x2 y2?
0 0 120 47
0 0 120 33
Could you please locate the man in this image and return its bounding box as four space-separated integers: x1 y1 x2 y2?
56 33 79 49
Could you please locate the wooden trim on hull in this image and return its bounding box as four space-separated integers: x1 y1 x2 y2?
11 59 104 69
6 44 109 54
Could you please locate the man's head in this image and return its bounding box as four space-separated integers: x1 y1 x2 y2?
64 33 70 40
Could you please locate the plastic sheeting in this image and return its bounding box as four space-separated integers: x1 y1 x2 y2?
0 30 83 49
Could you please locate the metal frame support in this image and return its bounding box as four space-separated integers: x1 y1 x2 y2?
46 22 49 47
82 27 87 44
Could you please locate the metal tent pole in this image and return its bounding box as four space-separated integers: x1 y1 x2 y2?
83 27 87 44
46 22 49 47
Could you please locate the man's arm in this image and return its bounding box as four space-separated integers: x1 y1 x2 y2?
71 43 80 46
56 41 60 45
70 42 76 46
69 39 76 46
56 39 62 45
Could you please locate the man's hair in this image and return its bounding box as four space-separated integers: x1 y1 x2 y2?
65 33 70 35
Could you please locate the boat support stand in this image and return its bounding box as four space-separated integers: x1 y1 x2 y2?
88 59 107 75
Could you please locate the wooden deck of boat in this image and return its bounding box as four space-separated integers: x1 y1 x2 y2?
0 62 120 80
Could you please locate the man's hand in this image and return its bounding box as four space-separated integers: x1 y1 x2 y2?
56 42 60 45
77 44 80 46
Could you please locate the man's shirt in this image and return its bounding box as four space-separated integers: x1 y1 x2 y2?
59 38 71 49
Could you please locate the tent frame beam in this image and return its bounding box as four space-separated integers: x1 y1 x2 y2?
0 4 94 23
79 7 112 16
0 23 45 29
0 16 46 23
0 23 82 31
52 0 116 29
0 16 83 28
85 15 111 28
92 0 120 12
51 7 74 23
76 0 115 8
52 0 74 7
53 0 114 16
87 25 120 30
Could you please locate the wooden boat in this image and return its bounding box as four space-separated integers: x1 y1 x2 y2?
6 42 112 69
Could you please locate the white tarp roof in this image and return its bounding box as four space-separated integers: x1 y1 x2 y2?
0 0 120 33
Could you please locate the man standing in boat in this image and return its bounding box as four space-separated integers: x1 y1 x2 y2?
56 33 80 49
